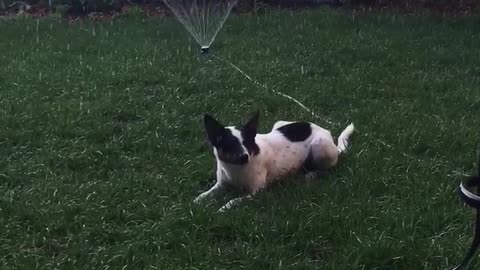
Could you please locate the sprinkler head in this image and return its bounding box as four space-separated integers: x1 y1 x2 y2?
201 46 209 54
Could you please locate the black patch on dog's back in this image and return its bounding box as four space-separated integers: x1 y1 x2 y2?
277 122 312 142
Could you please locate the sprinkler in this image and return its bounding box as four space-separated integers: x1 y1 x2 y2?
201 46 210 54
162 0 237 54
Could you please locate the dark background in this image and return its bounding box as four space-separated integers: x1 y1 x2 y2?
1 0 478 17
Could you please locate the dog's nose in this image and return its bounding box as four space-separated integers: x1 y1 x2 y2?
239 154 249 164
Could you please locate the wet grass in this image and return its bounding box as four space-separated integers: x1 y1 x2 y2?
1 9 480 269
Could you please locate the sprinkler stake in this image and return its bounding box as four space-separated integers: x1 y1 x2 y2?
201 46 210 54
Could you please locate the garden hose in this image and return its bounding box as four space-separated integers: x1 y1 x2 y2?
453 152 480 270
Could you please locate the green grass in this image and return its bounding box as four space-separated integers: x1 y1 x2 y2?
1 9 480 269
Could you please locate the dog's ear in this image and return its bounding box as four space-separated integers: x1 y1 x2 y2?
243 111 260 138
204 114 225 145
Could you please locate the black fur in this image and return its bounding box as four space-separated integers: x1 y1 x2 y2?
302 150 316 173
204 114 246 164
277 122 312 142
240 112 260 156
240 127 260 156
219 129 244 154
204 112 261 164
204 113 260 164
213 128 248 165
204 114 225 147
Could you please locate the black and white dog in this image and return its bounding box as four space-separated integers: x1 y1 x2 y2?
194 112 354 212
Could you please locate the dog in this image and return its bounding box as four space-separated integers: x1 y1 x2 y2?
194 112 354 212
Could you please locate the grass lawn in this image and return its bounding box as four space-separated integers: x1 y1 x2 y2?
1 8 480 269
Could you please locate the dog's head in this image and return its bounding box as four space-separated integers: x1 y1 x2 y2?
204 112 260 165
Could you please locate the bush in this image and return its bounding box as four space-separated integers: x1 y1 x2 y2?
1 0 477 15
342 0 475 8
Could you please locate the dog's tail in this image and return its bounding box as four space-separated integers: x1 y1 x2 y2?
337 123 354 154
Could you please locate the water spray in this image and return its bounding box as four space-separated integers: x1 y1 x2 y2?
162 0 238 52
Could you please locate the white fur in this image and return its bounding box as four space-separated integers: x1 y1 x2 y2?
194 121 355 212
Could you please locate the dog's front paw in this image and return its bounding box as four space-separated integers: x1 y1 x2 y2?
217 203 230 213
193 194 206 204
305 172 317 181
217 197 242 212
305 171 327 182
